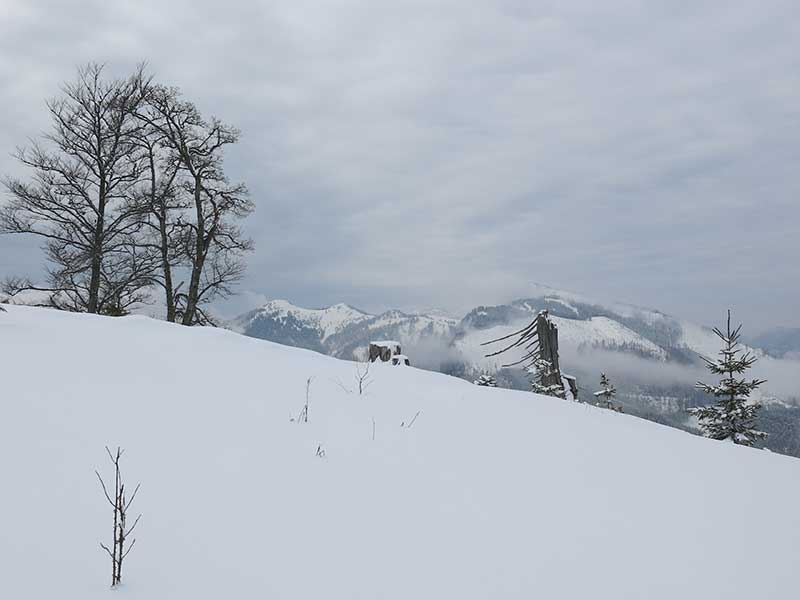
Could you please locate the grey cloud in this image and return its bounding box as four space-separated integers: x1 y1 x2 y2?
1 0 798 328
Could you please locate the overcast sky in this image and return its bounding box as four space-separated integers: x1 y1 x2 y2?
1 0 798 330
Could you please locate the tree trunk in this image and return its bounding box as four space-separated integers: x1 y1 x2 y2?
87 246 102 313
87 186 107 314
181 176 205 325
156 204 176 322
536 312 563 393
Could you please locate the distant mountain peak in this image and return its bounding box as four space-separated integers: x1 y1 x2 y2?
234 299 371 344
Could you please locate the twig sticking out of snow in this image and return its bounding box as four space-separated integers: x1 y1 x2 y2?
401 410 421 429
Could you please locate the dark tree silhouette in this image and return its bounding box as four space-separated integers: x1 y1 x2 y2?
1 64 156 314
136 85 253 325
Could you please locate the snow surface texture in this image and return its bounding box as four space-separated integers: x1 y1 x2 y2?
1 305 799 599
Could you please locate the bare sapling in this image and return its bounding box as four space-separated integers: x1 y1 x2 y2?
301 377 313 423
333 361 373 395
355 360 372 395
96 446 142 587
292 377 314 423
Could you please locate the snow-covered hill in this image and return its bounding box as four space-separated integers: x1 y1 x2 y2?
1 305 799 599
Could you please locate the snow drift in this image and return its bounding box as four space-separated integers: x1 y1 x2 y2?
1 305 799 599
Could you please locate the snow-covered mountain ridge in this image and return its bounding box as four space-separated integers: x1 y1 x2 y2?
232 300 458 359
241 299 372 342
1 305 799 599
230 288 800 457
231 288 781 370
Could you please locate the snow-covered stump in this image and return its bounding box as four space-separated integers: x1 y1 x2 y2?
369 341 404 364
391 354 410 366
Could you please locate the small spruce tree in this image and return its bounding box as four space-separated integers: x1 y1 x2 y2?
688 310 767 446
474 373 497 387
593 373 618 410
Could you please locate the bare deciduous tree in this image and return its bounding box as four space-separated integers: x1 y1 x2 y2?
96 446 142 587
137 85 253 325
1 64 155 314
2 65 255 323
130 121 184 321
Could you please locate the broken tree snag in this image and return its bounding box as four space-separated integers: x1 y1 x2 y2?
535 312 562 392
481 310 569 397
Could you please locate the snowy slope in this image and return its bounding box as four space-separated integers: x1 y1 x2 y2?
677 319 766 361
554 315 667 358
0 288 56 306
1 305 799 599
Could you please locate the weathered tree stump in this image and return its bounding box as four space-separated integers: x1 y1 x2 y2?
369 341 402 363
